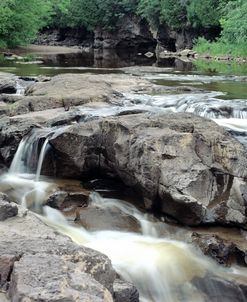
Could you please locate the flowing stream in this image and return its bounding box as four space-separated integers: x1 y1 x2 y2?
1 128 247 302
1 54 247 301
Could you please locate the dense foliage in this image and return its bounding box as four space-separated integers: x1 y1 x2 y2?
0 0 246 54
193 0 247 56
61 0 138 30
0 0 51 48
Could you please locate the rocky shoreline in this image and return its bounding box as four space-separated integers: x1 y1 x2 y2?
0 69 247 301
0 193 138 302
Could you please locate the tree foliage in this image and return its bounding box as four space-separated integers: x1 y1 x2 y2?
64 0 138 30
160 0 187 29
0 0 246 48
220 0 247 43
187 0 222 28
0 0 51 48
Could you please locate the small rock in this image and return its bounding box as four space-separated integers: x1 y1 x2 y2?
144 52 154 58
192 233 246 266
113 279 139 302
46 191 89 210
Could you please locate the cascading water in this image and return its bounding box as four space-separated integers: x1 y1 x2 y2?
1 127 247 302
3 128 57 209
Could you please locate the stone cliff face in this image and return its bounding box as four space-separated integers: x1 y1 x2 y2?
35 16 220 53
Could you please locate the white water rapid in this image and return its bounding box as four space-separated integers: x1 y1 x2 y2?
1 130 247 302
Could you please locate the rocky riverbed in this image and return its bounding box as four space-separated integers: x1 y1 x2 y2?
0 66 247 301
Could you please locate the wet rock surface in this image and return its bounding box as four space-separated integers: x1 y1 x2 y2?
192 232 247 266
193 274 247 302
0 204 122 301
0 72 151 116
46 190 89 210
49 112 247 227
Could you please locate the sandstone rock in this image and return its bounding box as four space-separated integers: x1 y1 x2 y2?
0 73 150 116
8 254 113 302
0 205 117 299
0 193 18 221
191 233 247 266
49 113 247 227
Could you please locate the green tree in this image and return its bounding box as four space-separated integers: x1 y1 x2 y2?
66 0 138 30
49 0 71 28
187 0 222 28
137 0 161 29
160 0 187 29
0 0 52 48
220 0 247 43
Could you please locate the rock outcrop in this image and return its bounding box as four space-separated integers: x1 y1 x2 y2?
0 72 151 117
94 16 156 52
0 204 138 301
49 112 247 227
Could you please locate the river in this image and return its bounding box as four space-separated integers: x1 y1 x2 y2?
0 47 247 301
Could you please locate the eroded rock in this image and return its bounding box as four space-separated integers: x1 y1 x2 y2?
46 191 89 210
49 113 247 227
8 254 113 302
192 232 247 266
0 205 118 300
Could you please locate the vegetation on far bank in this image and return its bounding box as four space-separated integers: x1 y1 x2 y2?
0 0 246 58
194 38 247 58
193 0 247 58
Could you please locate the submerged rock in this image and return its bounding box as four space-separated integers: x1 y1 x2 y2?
49 112 247 227
193 275 247 302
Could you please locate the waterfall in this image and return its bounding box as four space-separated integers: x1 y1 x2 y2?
10 128 52 175
3 128 56 210
40 192 247 302
1 128 247 302
35 138 50 182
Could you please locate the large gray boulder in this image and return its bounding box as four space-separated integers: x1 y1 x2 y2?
49 112 247 227
0 205 117 301
9 254 113 302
